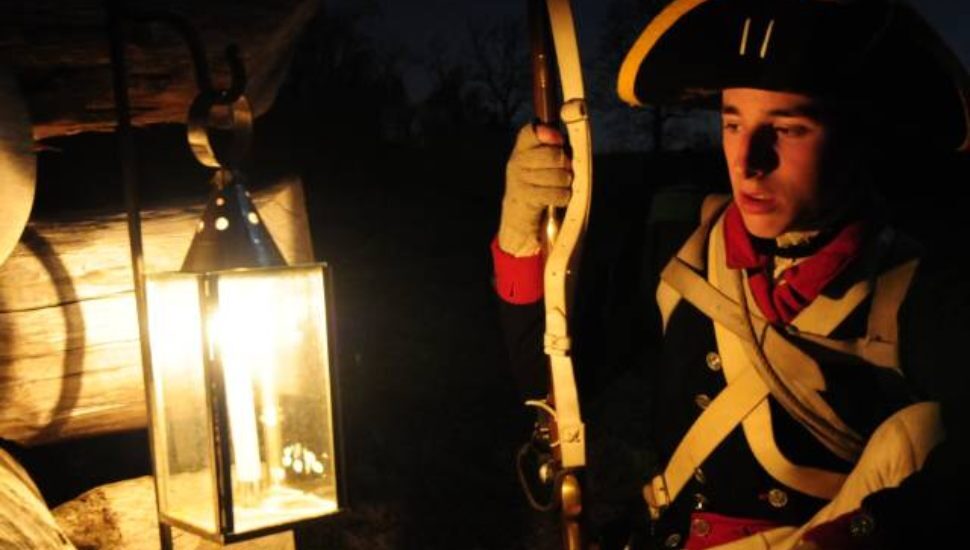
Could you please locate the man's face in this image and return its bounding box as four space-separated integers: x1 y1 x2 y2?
721 88 845 239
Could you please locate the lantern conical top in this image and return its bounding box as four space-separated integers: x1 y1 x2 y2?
181 169 286 273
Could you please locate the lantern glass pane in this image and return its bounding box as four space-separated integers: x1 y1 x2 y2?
145 273 218 534
213 265 338 533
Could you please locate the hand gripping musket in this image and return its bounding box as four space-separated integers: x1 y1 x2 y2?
522 0 593 547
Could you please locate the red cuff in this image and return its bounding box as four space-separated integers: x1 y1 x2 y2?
491 237 544 304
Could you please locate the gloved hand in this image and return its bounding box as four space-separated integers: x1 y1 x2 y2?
498 123 572 257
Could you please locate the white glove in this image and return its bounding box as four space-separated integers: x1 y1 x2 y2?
498 124 572 257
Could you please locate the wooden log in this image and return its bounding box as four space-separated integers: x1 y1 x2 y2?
0 177 315 445
0 0 320 140
0 448 74 548
52 476 295 550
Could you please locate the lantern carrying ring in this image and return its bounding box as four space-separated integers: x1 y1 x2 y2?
113 3 252 170
185 40 250 170
187 91 254 170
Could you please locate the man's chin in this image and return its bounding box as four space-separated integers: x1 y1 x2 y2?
740 214 788 240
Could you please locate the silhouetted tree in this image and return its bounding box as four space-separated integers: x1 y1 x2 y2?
410 17 530 144
280 4 413 158
465 17 530 132
592 0 717 152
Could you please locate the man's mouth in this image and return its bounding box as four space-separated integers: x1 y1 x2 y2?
737 191 778 214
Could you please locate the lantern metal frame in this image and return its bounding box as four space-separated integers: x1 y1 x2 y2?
106 1 346 546
144 263 346 545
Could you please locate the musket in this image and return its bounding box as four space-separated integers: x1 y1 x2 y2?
522 0 593 547
529 0 563 249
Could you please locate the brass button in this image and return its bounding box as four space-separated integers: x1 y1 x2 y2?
693 468 706 484
768 488 789 508
693 492 709 510
664 533 682 548
691 517 712 537
705 352 722 371
695 394 712 410
849 511 876 538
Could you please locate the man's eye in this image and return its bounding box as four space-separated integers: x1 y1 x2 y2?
774 125 808 137
723 121 741 133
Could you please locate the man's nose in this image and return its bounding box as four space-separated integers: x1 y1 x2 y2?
734 126 777 179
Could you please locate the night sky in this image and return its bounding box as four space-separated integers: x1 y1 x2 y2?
329 0 609 100
329 0 970 101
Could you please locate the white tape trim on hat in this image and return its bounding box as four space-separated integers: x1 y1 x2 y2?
739 17 751 56
760 19 776 59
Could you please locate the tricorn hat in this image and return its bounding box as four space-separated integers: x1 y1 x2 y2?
617 0 970 152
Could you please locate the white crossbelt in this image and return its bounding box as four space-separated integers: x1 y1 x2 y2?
644 198 919 517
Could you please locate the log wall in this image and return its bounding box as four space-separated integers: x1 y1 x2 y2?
0 0 319 140
0 178 314 445
0 448 74 547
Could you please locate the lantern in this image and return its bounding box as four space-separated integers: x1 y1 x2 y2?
108 5 344 545
143 172 343 542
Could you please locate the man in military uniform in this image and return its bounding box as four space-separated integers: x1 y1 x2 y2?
492 0 970 548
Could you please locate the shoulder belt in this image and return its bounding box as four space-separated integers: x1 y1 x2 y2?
644 195 920 517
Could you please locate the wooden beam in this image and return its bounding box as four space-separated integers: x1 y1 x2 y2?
0 178 315 445
0 449 74 547
53 476 295 549
0 0 319 140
